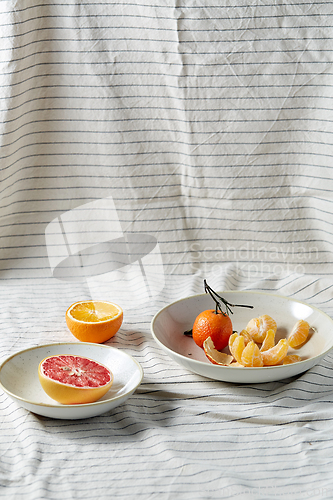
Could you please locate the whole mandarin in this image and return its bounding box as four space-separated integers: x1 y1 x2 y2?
192 309 233 351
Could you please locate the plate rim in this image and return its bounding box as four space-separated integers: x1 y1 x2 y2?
0 342 144 409
151 290 333 374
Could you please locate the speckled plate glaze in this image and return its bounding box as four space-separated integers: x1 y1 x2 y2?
151 291 333 384
0 343 143 419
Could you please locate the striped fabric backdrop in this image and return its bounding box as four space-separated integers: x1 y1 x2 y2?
1 1 333 499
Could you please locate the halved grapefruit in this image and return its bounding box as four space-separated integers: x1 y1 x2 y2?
38 354 113 404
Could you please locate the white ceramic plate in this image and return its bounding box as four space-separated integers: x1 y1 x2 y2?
151 291 333 383
0 343 143 419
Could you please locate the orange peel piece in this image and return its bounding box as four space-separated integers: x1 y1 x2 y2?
203 337 233 366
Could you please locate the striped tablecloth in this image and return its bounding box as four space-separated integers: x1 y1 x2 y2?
1 2 333 498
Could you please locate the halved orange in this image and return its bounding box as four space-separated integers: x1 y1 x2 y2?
66 300 123 343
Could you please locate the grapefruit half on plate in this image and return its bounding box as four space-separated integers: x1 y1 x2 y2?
38 354 113 404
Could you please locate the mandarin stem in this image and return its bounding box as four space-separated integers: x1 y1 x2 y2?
203 280 253 316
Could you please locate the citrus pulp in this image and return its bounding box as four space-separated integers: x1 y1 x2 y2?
66 300 123 343
38 354 113 404
287 319 310 348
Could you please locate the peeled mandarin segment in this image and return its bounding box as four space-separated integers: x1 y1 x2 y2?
283 354 303 365
240 341 264 367
257 314 277 343
203 337 233 366
228 332 238 348
246 315 277 343
261 339 289 366
228 333 245 364
239 329 252 345
260 329 275 352
287 320 310 348
245 318 261 342
260 314 277 332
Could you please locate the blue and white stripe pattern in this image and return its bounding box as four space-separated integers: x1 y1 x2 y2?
1 1 333 498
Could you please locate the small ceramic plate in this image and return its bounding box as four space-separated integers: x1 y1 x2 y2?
0 343 143 419
151 291 333 383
